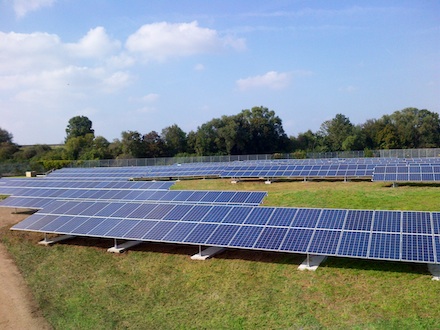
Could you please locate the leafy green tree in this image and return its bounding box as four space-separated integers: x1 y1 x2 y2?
376 123 400 149
194 121 221 155
0 127 14 144
217 116 238 155
236 106 289 154
319 114 354 151
120 131 144 158
291 130 319 151
143 131 165 157
65 116 95 142
161 124 187 156
63 133 95 160
13 144 52 161
342 126 365 151
0 127 18 161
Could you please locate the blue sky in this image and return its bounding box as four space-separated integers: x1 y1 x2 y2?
1 0 439 145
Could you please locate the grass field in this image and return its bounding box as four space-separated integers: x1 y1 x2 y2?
2 179 440 329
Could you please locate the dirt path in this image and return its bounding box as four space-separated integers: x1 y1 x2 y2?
0 208 52 330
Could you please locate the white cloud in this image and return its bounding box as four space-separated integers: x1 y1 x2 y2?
126 21 245 61
236 71 292 91
338 85 357 93
141 93 159 102
0 31 63 74
194 63 205 71
12 0 55 18
65 27 121 59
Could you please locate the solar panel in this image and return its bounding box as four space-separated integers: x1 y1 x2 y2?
0 187 267 210
10 199 440 264
338 231 370 257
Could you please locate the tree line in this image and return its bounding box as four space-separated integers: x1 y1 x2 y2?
1 106 439 163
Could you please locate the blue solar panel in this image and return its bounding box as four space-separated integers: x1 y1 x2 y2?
244 207 275 225
337 231 370 257
71 217 105 235
202 205 231 223
163 204 193 220
104 219 140 237
123 220 156 239
183 223 219 244
307 230 341 255
57 216 90 233
206 224 240 245
369 232 401 260
292 208 321 228
111 203 143 218
317 209 346 229
88 218 122 236
433 213 440 235
279 228 313 253
402 211 431 234
142 221 177 240
145 204 175 219
9 193 440 266
11 214 49 230
229 226 263 247
222 207 252 224
39 215 73 232
254 227 288 250
182 205 212 221
163 222 197 242
401 234 435 263
266 208 297 227
95 202 125 217
373 211 401 232
344 210 373 231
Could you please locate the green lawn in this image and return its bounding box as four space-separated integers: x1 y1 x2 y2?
2 179 440 329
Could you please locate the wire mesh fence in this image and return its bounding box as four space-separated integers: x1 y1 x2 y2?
1 148 439 176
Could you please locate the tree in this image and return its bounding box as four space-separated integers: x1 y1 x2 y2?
0 128 14 144
65 116 95 142
120 131 144 158
236 106 289 154
63 133 95 160
143 131 165 157
292 130 319 151
161 124 187 156
0 127 18 161
319 114 355 151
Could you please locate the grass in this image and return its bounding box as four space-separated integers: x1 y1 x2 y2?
2 179 440 329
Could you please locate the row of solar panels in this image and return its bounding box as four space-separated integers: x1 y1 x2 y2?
0 179 175 190
372 165 440 182
39 158 440 182
0 189 267 209
11 200 440 264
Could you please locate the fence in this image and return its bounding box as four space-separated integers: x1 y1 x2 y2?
379 148 440 158
1 148 439 176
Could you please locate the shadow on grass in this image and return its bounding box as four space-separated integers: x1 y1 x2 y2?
320 256 431 276
43 234 432 276
383 182 440 188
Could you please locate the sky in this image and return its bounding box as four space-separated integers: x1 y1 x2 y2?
1 0 439 145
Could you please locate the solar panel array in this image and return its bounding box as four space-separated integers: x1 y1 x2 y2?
373 165 440 182
11 201 440 264
40 157 440 182
220 164 376 179
0 177 266 208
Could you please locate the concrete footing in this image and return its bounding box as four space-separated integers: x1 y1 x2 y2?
191 246 226 260
107 240 143 253
38 235 75 246
428 264 440 281
298 255 327 271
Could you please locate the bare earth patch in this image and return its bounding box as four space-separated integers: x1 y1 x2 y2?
0 208 52 330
